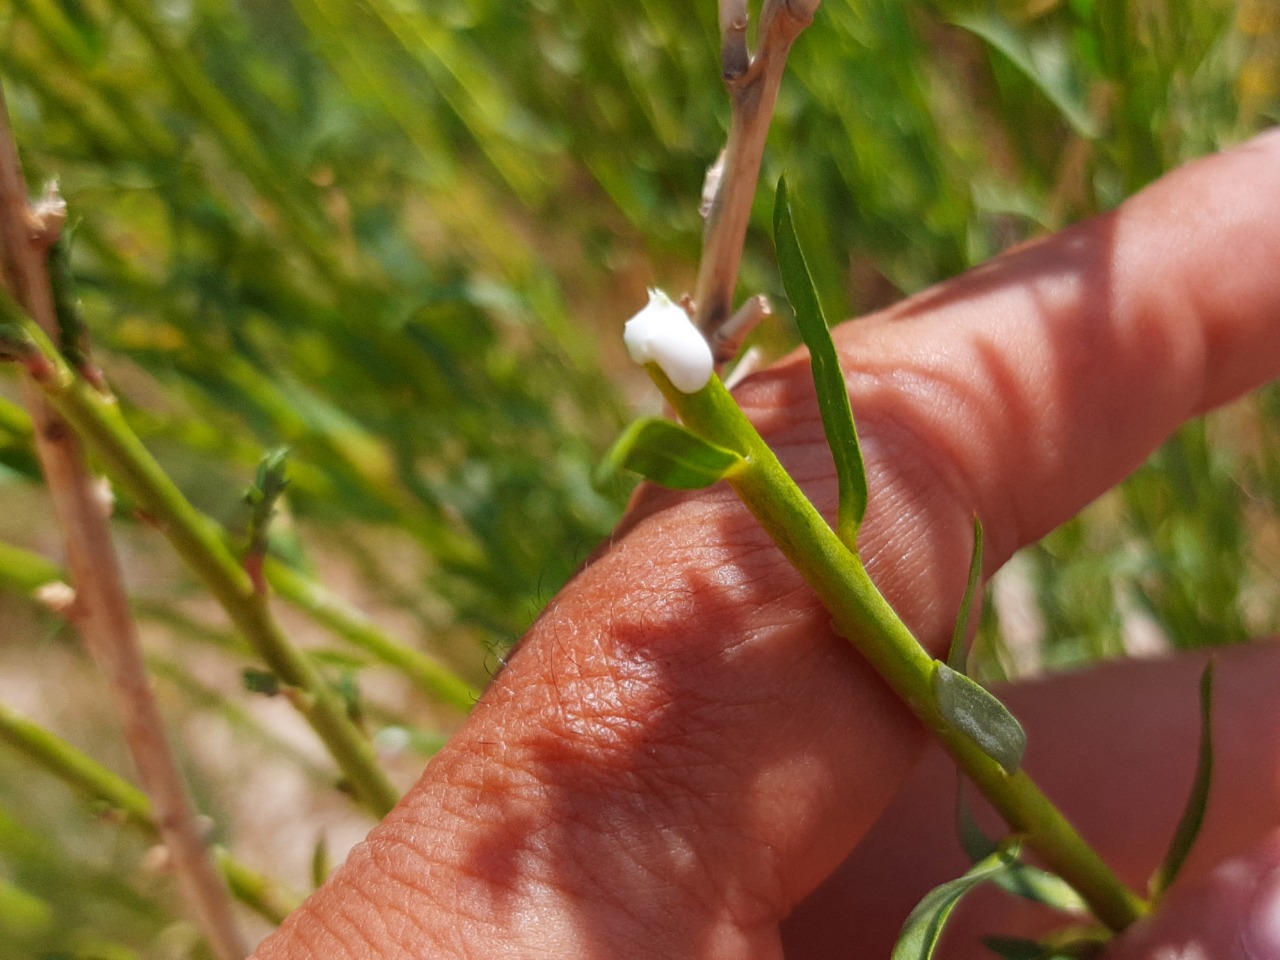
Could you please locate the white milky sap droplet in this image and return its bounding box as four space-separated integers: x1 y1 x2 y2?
623 289 713 393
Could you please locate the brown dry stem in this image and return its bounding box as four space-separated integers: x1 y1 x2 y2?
0 82 248 960
695 0 820 339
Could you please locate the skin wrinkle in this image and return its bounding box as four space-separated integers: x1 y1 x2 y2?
450 471 931 952
334 880 401 955
343 867 431 954
850 323 1077 562
411 554 803 953
586 721 793 942
719 360 984 647
830 202 1203 562
555 578 844 942
288 891 368 958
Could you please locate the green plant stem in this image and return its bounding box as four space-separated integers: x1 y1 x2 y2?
146 655 335 783
1 310 399 817
0 533 479 715
265 557 479 713
651 366 1147 932
0 81 248 960
0 700 300 925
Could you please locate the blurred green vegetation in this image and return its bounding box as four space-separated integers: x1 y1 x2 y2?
0 0 1277 954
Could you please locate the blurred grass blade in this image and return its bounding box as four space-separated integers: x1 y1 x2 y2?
0 698 299 924
892 843 1021 960
599 417 743 490
934 662 1027 775
264 558 480 712
947 516 985 673
951 12 1099 141
773 176 867 547
0 874 54 940
0 540 64 593
1149 659 1216 898
363 0 549 204
311 834 331 890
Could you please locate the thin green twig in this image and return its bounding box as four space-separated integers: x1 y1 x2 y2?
0 81 248 958
0 700 300 925
0 534 478 714
265 557 479 712
0 303 399 817
650 366 1147 932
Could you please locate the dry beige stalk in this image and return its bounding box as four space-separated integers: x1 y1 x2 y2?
696 0 821 342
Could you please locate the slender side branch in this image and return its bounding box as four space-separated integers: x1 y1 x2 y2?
719 0 751 79
265 557 480 712
0 83 248 960
0 298 400 818
695 0 819 338
0 533 478 715
0 700 300 925
651 367 1147 933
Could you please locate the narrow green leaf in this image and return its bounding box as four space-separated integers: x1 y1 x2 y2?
951 12 1100 141
892 844 1021 960
0 321 38 365
598 417 744 490
947 516 985 673
999 866 1088 915
1149 659 1216 898
242 669 281 697
337 670 364 724
935 662 1027 775
48 229 94 374
773 176 867 547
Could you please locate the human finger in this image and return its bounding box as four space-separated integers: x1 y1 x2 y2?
1103 829 1280 960
255 129 1280 959
782 641 1280 958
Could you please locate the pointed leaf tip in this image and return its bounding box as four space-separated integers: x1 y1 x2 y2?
1149 658 1216 899
955 786 1088 914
